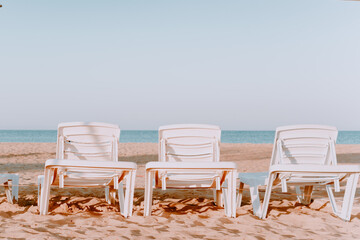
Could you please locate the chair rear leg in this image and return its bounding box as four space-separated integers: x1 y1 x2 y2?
215 189 223 207
105 186 110 204
237 182 244 208
109 186 117 205
11 175 19 202
4 182 12 204
37 175 44 206
295 185 313 205
303 185 313 205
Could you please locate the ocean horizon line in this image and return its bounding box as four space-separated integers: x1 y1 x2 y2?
1 130 360 144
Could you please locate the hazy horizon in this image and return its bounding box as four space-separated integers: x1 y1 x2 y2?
1 0 360 130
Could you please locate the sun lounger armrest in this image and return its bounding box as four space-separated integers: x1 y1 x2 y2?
45 159 137 170
269 164 360 174
145 161 237 170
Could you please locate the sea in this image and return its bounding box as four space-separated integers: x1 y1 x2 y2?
0 130 359 144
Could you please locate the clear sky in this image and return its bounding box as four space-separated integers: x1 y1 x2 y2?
0 0 360 130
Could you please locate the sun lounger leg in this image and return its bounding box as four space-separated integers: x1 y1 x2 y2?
295 185 313 205
260 173 275 219
295 186 302 203
40 169 52 215
225 173 230 217
123 174 131 218
105 186 110 204
4 182 12 204
128 170 136 217
224 173 231 217
144 170 149 216
303 186 313 205
339 173 359 221
118 182 125 216
231 170 236 217
149 171 154 216
237 182 244 208
212 189 216 205
215 189 223 207
37 175 44 206
144 170 154 216
326 184 339 215
222 182 228 212
225 170 236 217
11 175 19 202
109 187 117 205
249 185 262 217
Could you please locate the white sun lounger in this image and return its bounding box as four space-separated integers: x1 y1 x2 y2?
0 173 19 203
236 125 360 221
144 124 237 217
38 122 137 217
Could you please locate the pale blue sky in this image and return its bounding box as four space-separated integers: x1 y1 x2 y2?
1 0 360 130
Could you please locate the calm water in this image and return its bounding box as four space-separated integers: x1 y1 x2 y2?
0 130 359 144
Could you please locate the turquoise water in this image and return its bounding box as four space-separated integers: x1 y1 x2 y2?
0 130 359 144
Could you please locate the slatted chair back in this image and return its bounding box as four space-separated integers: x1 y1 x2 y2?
159 124 221 163
56 122 120 162
270 125 338 166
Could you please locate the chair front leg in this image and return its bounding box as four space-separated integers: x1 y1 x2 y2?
230 170 237 217
122 173 131 218
249 185 262 217
326 184 338 215
225 170 236 218
11 175 19 202
339 173 359 221
118 182 125 216
260 173 275 219
326 173 359 221
40 168 52 215
144 170 154 216
127 170 136 217
4 182 12 204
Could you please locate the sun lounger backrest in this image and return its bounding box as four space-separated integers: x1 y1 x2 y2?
159 124 221 162
57 122 120 162
270 125 338 166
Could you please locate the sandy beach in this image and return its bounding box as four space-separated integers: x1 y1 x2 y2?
0 143 360 239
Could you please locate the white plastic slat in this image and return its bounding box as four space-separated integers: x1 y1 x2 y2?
64 142 112 154
166 145 214 156
166 154 214 162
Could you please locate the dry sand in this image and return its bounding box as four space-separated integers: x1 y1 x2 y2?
0 143 360 239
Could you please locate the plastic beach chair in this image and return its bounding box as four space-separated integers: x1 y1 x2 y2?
144 124 237 217
38 122 137 217
236 125 360 221
0 173 19 203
